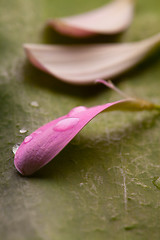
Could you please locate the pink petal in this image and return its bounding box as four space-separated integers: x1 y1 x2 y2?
48 0 134 37
14 98 156 176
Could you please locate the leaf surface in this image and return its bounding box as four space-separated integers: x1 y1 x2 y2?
0 0 160 239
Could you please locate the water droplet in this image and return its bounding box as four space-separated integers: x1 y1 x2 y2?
12 144 20 155
54 118 79 132
153 177 160 190
80 183 84 187
24 135 33 143
68 106 87 117
19 128 27 134
34 130 42 134
30 101 39 108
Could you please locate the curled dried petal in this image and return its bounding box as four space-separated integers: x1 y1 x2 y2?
48 0 134 37
24 33 160 85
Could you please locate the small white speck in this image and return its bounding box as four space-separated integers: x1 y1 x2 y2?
30 101 39 107
19 128 27 134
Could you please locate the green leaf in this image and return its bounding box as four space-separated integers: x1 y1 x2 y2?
0 0 160 239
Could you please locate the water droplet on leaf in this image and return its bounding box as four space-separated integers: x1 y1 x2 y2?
54 118 79 131
19 128 27 134
12 144 20 155
80 183 84 187
30 101 39 107
24 136 33 143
